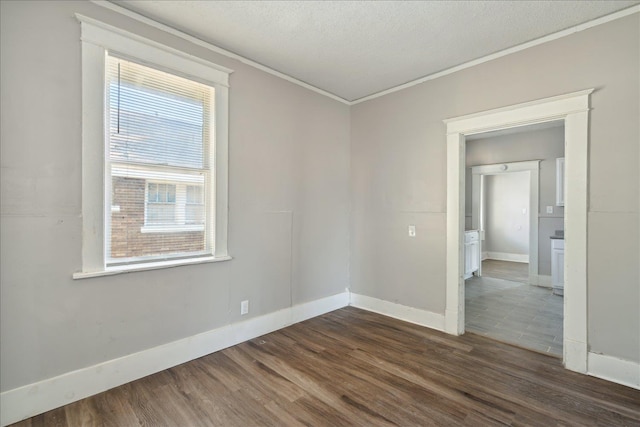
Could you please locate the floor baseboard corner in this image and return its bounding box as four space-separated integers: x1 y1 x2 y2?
588 352 640 390
0 291 349 427
349 293 445 332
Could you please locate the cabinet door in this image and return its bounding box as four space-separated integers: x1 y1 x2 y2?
470 241 480 273
464 242 472 276
552 248 565 286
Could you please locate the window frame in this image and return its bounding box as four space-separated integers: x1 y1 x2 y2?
74 15 232 279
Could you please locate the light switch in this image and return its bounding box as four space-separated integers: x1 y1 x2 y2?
408 225 416 237
546 206 553 214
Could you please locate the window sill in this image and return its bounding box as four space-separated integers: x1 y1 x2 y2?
72 255 232 279
140 225 205 233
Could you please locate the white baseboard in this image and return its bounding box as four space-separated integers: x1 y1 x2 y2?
349 293 445 332
0 291 349 427
588 352 640 390
485 252 529 263
530 274 552 288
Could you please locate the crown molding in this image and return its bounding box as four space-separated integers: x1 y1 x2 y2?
351 5 639 105
90 0 351 105
92 1 638 106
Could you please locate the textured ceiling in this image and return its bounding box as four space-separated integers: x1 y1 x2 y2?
112 1 639 102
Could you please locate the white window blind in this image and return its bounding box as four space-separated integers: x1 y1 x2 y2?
106 54 215 266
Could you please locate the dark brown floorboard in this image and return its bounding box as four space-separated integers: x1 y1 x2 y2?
11 307 640 426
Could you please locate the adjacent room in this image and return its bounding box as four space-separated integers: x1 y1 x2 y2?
464 124 566 356
1 1 639 426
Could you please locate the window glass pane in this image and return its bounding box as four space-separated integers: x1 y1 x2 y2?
107 59 207 169
166 184 176 203
186 185 203 203
106 54 212 264
148 183 158 202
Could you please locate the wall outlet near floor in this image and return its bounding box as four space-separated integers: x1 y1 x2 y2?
546 206 553 214
240 300 249 315
408 225 416 237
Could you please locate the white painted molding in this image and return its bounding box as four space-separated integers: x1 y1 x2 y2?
588 353 640 390
89 0 350 105
76 14 233 86
90 0 638 106
445 89 593 374
75 14 231 277
350 293 445 332
352 6 639 104
471 160 540 281
471 160 542 175
485 252 529 263
0 292 349 426
444 89 593 135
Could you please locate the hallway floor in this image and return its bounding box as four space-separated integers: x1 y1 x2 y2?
465 274 563 356
480 259 529 283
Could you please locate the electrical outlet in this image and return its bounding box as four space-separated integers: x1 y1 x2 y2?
408 225 416 237
546 206 553 214
240 300 249 315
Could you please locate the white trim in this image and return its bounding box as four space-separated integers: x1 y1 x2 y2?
90 1 638 106
349 293 445 332
111 165 205 184
444 89 592 134
471 160 540 280
470 160 541 174
444 89 593 375
80 39 107 275
588 353 640 390
89 0 349 105
140 225 204 234
484 252 529 263
352 6 639 105
76 16 231 277
0 292 349 425
76 14 232 86
72 255 232 279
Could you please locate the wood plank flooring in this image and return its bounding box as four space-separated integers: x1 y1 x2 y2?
481 260 529 283
12 307 640 426
466 275 563 356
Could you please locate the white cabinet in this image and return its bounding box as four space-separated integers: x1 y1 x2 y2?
551 238 564 296
556 157 565 207
464 230 480 279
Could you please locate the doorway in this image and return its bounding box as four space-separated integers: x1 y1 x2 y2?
444 89 592 374
470 160 540 283
464 131 565 356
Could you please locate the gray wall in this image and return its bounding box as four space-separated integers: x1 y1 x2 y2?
484 172 530 257
1 1 638 397
0 1 350 392
465 126 565 275
351 14 639 362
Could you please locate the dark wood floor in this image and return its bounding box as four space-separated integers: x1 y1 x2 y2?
13 307 640 426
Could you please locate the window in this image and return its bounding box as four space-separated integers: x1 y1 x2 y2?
146 183 177 225
185 185 205 225
75 15 231 278
141 182 204 229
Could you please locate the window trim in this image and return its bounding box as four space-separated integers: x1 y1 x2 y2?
74 15 232 279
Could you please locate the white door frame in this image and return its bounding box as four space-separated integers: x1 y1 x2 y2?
471 161 540 281
444 89 593 373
